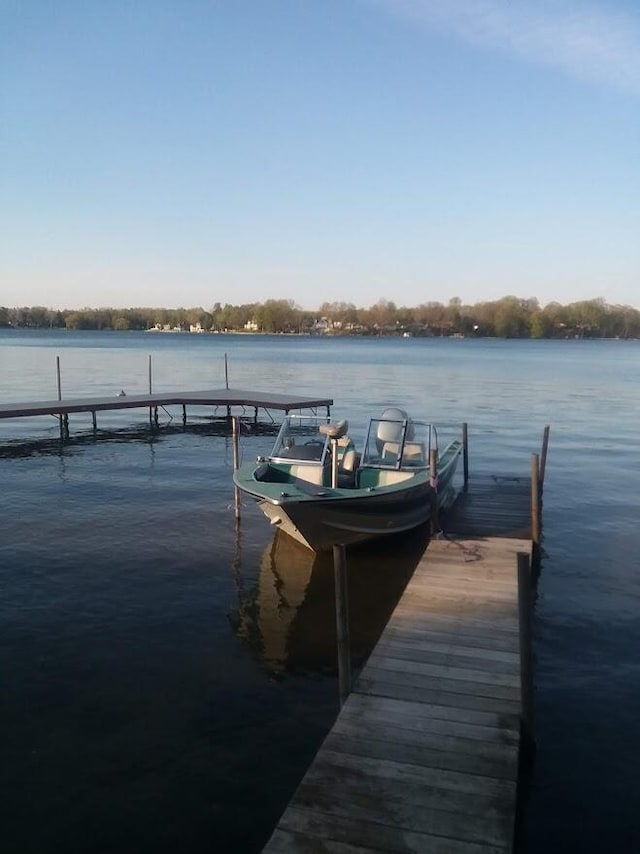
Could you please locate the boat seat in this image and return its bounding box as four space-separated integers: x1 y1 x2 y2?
336 434 358 487
381 441 402 464
381 441 426 466
403 441 427 466
319 419 349 440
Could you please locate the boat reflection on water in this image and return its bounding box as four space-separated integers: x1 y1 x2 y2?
232 525 430 678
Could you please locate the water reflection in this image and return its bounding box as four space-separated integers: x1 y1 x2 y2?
232 526 431 677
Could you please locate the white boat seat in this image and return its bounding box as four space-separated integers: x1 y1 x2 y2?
337 435 357 473
336 434 358 487
381 440 426 466
319 419 349 440
403 441 427 466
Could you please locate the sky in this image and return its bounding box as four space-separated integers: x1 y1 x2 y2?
1 0 639 311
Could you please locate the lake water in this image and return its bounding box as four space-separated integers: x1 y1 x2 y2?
2 329 639 852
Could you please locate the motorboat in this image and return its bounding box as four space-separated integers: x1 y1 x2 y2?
233 408 462 552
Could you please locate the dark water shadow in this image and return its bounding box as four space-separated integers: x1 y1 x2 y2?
0 418 279 459
231 525 430 679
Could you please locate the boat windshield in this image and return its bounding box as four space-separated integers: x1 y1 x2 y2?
269 415 331 465
361 416 435 470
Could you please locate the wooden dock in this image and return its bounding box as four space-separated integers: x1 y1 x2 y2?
263 474 533 852
0 388 333 421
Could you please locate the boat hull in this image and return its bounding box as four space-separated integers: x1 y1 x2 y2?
258 479 436 551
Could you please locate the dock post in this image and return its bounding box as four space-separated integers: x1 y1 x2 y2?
462 422 469 490
91 411 97 432
517 551 535 745
63 413 69 440
153 406 159 428
531 453 540 551
539 425 550 494
224 352 229 390
148 354 153 424
332 544 351 706
182 404 187 426
429 447 439 534
56 356 64 441
232 416 241 520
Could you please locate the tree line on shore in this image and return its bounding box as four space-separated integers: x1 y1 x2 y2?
1 296 639 339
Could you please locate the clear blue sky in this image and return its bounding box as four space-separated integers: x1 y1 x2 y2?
2 0 639 310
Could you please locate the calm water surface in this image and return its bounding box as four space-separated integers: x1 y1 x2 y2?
1 330 639 852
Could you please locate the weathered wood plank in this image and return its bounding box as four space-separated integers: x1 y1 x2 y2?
375 635 521 665
278 806 509 853
330 720 518 767
324 729 519 781
354 677 521 717
336 699 519 746
343 693 518 731
364 655 520 688
289 785 513 849
371 641 520 675
381 623 521 653
357 664 521 703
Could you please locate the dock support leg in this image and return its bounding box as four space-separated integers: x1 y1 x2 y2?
517 552 535 745
63 413 69 440
429 448 439 534
462 422 469 490
254 407 258 425
332 544 351 706
92 411 97 432
56 356 63 441
232 416 241 520
539 425 550 494
154 406 159 427
182 404 187 426
531 453 540 565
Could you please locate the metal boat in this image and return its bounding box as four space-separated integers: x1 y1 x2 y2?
233 408 462 552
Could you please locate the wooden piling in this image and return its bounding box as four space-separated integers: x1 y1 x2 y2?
531 453 540 548
539 425 550 493
91 411 97 431
224 353 229 390
332 544 351 706
429 447 439 534
462 421 469 490
232 416 241 520
517 551 535 744
148 354 153 424
56 356 63 440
